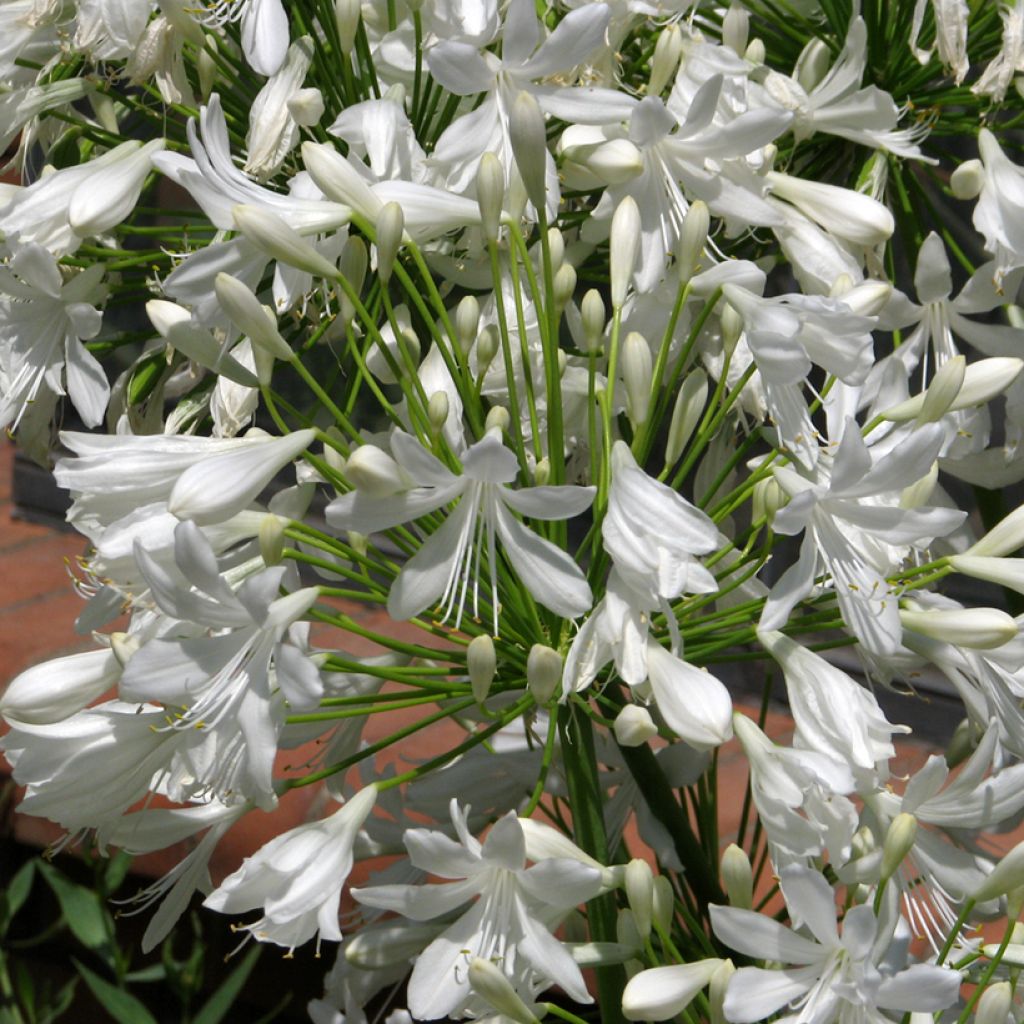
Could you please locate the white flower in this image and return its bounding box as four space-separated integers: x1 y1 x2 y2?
327 430 594 628
193 0 290 77
911 0 970 85
711 865 961 1023
353 801 603 1020
204 785 377 952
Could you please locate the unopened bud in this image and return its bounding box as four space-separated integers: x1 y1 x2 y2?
616 907 642 951
622 331 652 426
375 202 404 283
974 839 1024 903
880 813 917 883
485 405 510 433
744 38 765 64
949 554 1024 597
287 87 325 126
545 227 565 271
456 295 480 354
917 355 965 424
882 357 1024 422
338 236 368 329
623 959 724 1022
850 825 877 862
625 859 654 940
720 303 744 355
215 273 293 361
752 476 784 524
610 196 641 308
232 204 339 278
950 159 983 201
676 201 709 284
509 91 547 214
110 632 141 668
652 875 674 934
335 0 361 52
527 644 562 704
795 37 830 92
899 460 938 510
344 445 408 497
428 391 449 431
968 504 1024 557
975 982 1012 1024
720 844 753 909
709 959 736 1024
900 605 1017 650
468 634 497 703
666 370 708 465
945 717 976 768
477 152 505 242
476 324 500 373
348 530 368 557
534 457 551 486
467 958 538 1024
576 138 644 185
553 262 577 309
722 4 749 56
259 514 286 565
580 289 606 353
649 24 683 96
614 704 658 747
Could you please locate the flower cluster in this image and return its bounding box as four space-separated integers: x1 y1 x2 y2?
4 0 1024 1021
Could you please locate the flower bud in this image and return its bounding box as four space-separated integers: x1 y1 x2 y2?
652 875 673 934
576 138 644 185
1 648 121 725
485 405 510 433
974 982 1012 1024
649 24 683 96
610 196 641 308
509 91 547 214
623 959 724 1022
69 140 166 239
622 331 652 426
665 370 708 466
427 390 449 431
949 554 1024 596
545 226 565 271
795 37 830 92
257 513 286 566
215 273 294 361
752 476 784 524
899 605 1017 649
676 201 709 284
467 634 497 703
527 644 562 704
898 460 938 510
477 152 505 242
198 39 218 100
968 504 1024 557
744 38 765 64
917 355 966 424
455 295 480 354
722 3 749 56
880 812 917 884
476 324 500 372
950 159 984 200
338 236 368 329
534 457 550 486
614 704 658 747
850 824 877 862
287 87 325 126
335 0 361 53
974 839 1024 903
720 844 753 909
720 302 744 356
625 859 654 940
945 717 976 767
375 202 404 284
553 262 577 309
110 632 141 668
580 289 606 353
344 445 409 497
232 204 340 278
882 357 1024 422
616 907 643 951
467 958 538 1024
709 959 736 1024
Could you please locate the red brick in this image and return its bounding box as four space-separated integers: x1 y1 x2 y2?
0 589 97 680
0 533 87 610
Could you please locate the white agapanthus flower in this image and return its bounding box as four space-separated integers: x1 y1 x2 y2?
353 801 603 1020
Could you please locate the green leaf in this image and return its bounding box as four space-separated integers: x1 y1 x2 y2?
191 945 261 1024
103 851 134 895
123 964 166 984
38 976 78 1024
37 861 111 954
73 961 158 1024
127 352 168 406
0 860 35 935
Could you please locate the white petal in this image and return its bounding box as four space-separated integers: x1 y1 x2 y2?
644 642 732 749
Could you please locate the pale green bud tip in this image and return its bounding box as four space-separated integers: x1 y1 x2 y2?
721 303 744 353
455 295 480 354
581 289 607 352
477 152 505 242
722 3 749 56
899 605 1017 650
614 704 658 747
476 324 500 370
334 0 361 52
652 875 674 933
427 391 450 431
949 554 1024 596
259 514 286 566
649 24 683 96
622 331 653 426
666 369 708 466
526 644 562 704
214 273 293 361
287 88 325 127
951 159 984 201
467 634 497 703
553 262 577 308
880 812 917 882
344 445 408 498
610 196 641 307
917 355 965 424
709 959 736 1024
110 632 141 668
968 503 1024 558
375 202 404 283
232 205 339 279
625 859 654 940
975 981 1012 1024
795 37 830 92
467 958 538 1024
973 839 1024 903
676 201 709 284
883 356 1023 422
509 91 547 213
485 405 510 433
534 457 551 487
720 844 753 909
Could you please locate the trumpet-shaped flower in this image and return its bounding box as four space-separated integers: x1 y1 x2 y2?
327 430 594 629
